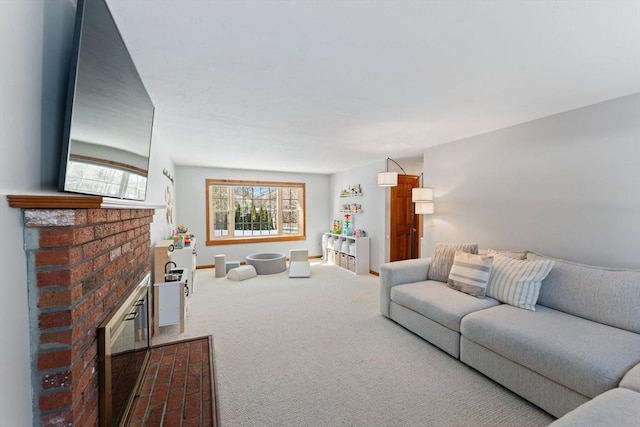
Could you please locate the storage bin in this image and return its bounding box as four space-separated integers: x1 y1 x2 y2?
327 249 335 264
347 256 355 272
333 238 341 250
339 253 347 268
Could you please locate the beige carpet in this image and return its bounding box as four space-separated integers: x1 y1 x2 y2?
154 261 554 427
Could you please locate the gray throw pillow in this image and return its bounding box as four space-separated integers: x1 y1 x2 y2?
447 251 494 298
428 243 479 282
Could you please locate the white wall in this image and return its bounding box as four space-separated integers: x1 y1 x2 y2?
421 93 640 269
174 166 331 266
0 1 174 424
147 130 175 245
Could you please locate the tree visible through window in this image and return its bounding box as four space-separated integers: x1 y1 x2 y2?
206 179 305 245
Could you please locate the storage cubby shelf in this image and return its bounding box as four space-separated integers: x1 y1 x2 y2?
323 232 369 274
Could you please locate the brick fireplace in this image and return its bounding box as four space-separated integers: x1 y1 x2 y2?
10 197 155 426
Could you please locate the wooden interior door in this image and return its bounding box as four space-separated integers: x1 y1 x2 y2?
390 175 420 262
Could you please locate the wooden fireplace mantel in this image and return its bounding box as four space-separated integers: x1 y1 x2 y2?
7 193 165 210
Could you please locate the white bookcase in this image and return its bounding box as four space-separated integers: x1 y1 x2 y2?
324 232 370 275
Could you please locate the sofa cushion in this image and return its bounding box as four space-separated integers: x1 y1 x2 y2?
391 280 500 332
549 388 640 426
486 251 554 311
620 363 640 393
428 243 478 282
460 304 640 398
528 252 640 334
479 248 527 260
447 252 493 298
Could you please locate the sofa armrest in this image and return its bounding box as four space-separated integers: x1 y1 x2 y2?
620 363 640 393
379 257 432 317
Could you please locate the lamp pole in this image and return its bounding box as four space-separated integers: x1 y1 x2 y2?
410 206 415 259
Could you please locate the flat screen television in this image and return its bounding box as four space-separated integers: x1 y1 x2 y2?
59 0 154 201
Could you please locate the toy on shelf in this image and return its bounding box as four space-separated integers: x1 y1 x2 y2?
353 229 366 237
343 213 353 236
340 184 362 198
341 203 362 213
172 224 192 248
331 220 342 235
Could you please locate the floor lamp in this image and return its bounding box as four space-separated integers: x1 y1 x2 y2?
377 157 407 187
412 174 434 258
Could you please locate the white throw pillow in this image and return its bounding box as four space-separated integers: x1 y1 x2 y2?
447 251 494 298
486 250 554 311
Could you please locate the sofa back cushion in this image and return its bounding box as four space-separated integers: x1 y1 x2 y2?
528 252 640 334
479 248 527 260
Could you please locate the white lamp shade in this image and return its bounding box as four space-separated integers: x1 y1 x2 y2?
377 171 398 187
412 187 433 202
415 202 435 214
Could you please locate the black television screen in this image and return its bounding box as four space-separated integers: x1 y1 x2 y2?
59 0 154 201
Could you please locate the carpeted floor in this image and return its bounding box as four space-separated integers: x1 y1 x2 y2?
153 261 555 427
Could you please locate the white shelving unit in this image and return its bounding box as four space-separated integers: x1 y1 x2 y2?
324 232 370 274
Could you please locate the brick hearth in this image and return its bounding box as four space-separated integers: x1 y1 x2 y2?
128 337 217 427
21 207 154 426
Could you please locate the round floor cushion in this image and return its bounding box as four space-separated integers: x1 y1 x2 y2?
245 252 287 275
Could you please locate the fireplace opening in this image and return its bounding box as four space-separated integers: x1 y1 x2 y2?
98 274 151 427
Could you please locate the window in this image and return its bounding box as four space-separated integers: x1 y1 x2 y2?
206 179 305 245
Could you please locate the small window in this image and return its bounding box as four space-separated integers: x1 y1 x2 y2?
206 179 305 245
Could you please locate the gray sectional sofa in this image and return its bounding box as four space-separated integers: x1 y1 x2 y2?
379 251 640 422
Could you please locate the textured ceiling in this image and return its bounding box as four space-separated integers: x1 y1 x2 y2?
107 0 640 174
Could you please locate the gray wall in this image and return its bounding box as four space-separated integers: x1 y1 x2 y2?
174 166 331 266
422 93 640 269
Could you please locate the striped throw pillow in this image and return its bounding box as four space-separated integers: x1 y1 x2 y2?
428 243 479 282
486 250 555 311
447 252 494 298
